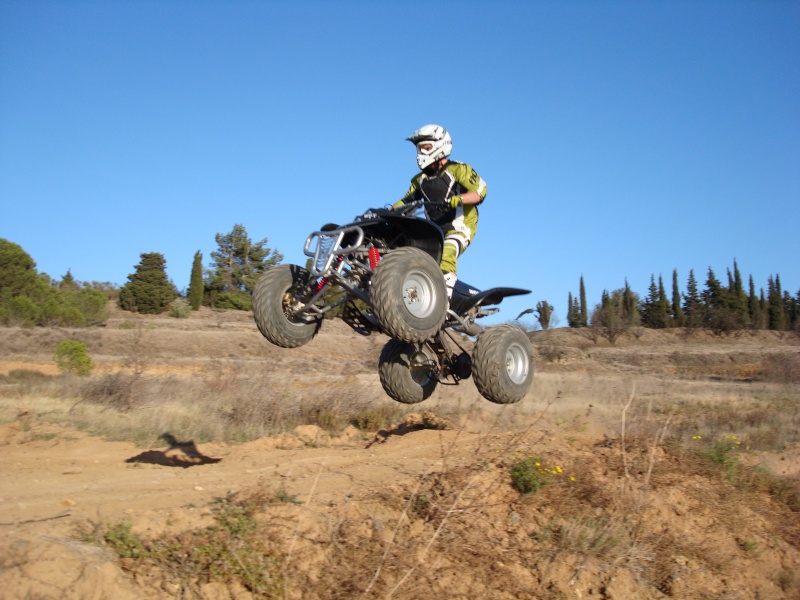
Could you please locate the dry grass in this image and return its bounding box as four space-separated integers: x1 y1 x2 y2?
1 309 799 598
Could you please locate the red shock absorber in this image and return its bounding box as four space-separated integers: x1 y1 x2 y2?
369 247 381 270
314 256 343 292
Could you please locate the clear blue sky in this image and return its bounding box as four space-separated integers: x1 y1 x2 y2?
2 0 798 326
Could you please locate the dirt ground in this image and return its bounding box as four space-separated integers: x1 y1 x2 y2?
1 307 799 599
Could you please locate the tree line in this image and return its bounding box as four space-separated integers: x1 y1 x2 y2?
0 225 281 325
2 233 797 336
116 224 282 315
562 260 799 342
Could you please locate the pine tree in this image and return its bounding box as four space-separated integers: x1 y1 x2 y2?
207 224 283 310
640 275 660 328
209 224 283 294
590 284 639 344
671 269 685 327
567 292 576 327
683 270 702 329
728 260 748 327
567 292 583 328
0 238 40 297
622 279 639 326
701 267 745 333
767 275 787 331
702 267 728 332
783 290 798 332
187 251 204 310
59 269 80 291
118 253 177 314
641 275 670 329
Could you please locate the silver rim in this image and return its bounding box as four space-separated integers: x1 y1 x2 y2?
505 342 530 384
402 270 438 319
410 348 436 386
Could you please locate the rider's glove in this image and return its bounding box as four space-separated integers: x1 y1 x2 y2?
449 195 462 208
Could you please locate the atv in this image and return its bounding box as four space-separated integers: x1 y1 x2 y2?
252 200 534 405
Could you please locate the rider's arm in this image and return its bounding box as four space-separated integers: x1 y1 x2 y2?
392 177 422 209
458 190 483 205
448 163 487 206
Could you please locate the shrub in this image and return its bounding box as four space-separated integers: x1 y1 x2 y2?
0 293 40 327
510 455 553 494
168 298 192 318
54 340 94 376
85 490 284 597
210 290 253 311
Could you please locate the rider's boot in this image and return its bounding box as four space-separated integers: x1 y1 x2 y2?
443 272 457 306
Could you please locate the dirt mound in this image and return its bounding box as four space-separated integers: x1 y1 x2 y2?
1 416 799 599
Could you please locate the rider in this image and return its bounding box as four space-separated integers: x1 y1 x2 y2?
392 124 487 300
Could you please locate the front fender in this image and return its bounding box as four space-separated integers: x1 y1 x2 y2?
362 214 444 265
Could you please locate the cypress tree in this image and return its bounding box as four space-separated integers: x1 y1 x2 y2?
748 275 762 329
671 269 685 327
579 276 588 327
567 292 576 327
657 275 671 328
187 250 204 310
535 300 554 330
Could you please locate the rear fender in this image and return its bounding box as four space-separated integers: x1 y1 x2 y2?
451 282 530 314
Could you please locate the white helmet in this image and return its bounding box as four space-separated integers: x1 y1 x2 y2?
407 124 452 170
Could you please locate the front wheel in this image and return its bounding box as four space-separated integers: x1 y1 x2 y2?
370 247 448 343
252 265 321 348
378 339 439 404
472 324 534 404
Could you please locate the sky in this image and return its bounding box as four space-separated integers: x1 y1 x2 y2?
1 0 798 327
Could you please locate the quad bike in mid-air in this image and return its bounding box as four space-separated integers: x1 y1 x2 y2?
252 200 534 405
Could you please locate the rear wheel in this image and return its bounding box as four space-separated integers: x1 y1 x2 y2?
378 339 439 404
371 247 447 343
252 265 321 348
472 324 534 404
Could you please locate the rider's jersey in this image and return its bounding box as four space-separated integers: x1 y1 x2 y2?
393 161 486 233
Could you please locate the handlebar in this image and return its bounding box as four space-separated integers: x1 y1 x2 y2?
357 199 451 221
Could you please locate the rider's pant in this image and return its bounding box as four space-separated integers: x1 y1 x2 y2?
439 229 473 273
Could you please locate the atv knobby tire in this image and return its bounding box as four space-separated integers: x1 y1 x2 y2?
371 247 447 343
252 265 321 348
378 339 438 404
472 324 534 404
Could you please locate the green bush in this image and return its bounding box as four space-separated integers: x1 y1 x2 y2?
510 455 553 494
210 290 253 311
168 298 192 318
54 340 94 376
0 293 40 327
